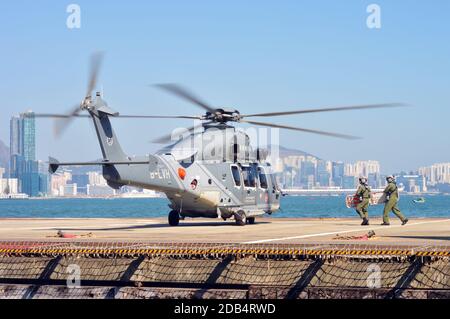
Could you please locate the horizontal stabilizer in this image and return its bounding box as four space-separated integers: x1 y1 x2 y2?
48 157 60 174
48 157 148 174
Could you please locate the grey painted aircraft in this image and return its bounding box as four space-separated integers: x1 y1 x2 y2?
36 54 403 226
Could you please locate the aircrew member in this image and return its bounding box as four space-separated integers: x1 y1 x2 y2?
382 175 408 226
355 177 371 225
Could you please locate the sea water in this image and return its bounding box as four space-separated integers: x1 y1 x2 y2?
0 195 449 219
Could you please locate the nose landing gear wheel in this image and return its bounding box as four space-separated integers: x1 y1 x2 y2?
234 210 247 226
168 210 180 226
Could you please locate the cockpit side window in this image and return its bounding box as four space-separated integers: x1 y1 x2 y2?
242 166 256 188
231 165 241 187
269 172 280 191
258 167 268 189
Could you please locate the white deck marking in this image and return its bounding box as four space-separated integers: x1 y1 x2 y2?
242 219 450 244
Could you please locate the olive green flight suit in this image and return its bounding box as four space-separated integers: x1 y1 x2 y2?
383 182 406 223
355 184 371 220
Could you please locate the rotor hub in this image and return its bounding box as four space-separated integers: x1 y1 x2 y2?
204 108 240 123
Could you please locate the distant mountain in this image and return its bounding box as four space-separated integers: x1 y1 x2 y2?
0 139 9 171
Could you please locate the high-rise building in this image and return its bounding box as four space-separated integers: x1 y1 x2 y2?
419 163 450 185
50 173 69 196
300 161 316 188
64 183 78 196
9 111 44 197
284 168 296 188
344 160 380 178
38 160 49 196
9 116 21 158
88 171 107 186
10 116 21 180
316 160 331 187
21 160 39 196
0 178 18 195
396 174 426 193
332 161 345 187
21 112 36 161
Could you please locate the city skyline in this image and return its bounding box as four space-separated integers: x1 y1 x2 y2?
1 110 448 177
1 124 448 177
1 111 449 197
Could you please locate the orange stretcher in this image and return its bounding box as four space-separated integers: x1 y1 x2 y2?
345 192 388 208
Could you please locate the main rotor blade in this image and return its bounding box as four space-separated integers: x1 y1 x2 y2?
154 83 216 113
117 115 202 119
241 120 360 140
241 103 406 118
34 113 81 118
34 113 201 119
151 121 212 144
86 52 104 97
53 104 82 138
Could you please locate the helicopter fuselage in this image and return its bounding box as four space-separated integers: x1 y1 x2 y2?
103 156 281 220
86 100 281 221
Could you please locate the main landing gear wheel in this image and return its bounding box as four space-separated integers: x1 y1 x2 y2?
247 217 255 225
168 210 180 226
234 210 247 226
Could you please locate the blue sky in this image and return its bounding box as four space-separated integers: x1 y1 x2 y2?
0 0 449 173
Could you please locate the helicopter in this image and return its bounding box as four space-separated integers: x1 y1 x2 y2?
36 53 403 226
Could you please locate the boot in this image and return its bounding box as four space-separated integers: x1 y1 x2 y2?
402 218 409 225
361 218 369 226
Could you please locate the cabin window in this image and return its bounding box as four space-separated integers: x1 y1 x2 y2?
231 165 241 187
242 166 256 188
258 167 268 189
232 136 238 163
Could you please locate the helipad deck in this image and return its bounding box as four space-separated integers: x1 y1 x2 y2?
0 217 448 247
0 217 449 299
